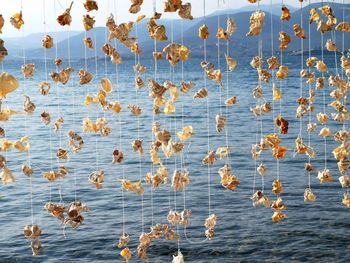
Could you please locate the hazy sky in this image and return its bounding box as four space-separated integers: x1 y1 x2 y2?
0 0 348 38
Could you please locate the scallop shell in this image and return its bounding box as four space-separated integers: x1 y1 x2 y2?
0 72 19 99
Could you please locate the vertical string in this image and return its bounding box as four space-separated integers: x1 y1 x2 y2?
21 0 34 226
93 24 99 170
299 1 304 137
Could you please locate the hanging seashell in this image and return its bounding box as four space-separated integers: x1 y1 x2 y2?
132 139 144 156
276 65 289 79
0 15 4 34
258 69 272 83
163 43 190 66
172 251 185 263
281 5 291 21
153 51 163 60
54 117 64 132
164 0 181 12
325 39 338 52
193 88 208 99
56 148 69 160
202 150 217 165
178 3 193 20
127 104 142 116
216 147 230 159
79 69 93 85
89 170 105 189
83 37 94 49
129 0 143 14
226 17 236 36
316 112 328 124
271 197 286 211
216 27 229 41
177 126 193 141
42 35 54 48
22 64 35 78
23 95 36 114
22 164 33 177
257 163 267 176
119 179 144 195
84 0 98 12
10 11 24 29
272 179 283 195
171 170 190 191
279 32 291 50
319 127 332 137
306 57 318 68
118 232 130 248
246 10 265 36
215 114 226 133
304 163 316 172
316 60 327 72
38 81 51 96
272 83 282 101
198 24 209 39
267 56 279 70
83 14 95 31
0 39 8 62
271 211 287 223
304 188 316 202
0 72 19 99
317 168 333 183
120 247 132 263
275 115 289 134
309 8 320 24
180 81 194 93
0 155 6 169
225 95 237 106
293 24 306 39
68 130 84 153
112 149 124 164
218 164 240 191
147 19 167 41
335 22 350 32
54 58 62 66
0 166 15 184
339 175 350 188
250 56 263 69
225 54 237 71
57 2 73 26
342 194 350 208
253 85 263 99
251 191 271 207
50 67 74 85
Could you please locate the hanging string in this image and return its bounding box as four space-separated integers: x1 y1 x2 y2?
42 0 54 203
93 22 99 170
20 0 34 226
299 1 304 137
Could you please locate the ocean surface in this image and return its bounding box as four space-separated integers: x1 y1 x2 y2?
1 51 350 263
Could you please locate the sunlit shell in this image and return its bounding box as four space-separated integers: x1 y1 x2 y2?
132 139 144 156
89 170 105 189
202 151 216 165
272 179 283 195
342 194 350 208
272 83 282 101
0 72 19 99
176 126 193 141
267 56 279 70
225 54 237 71
178 3 193 20
304 188 316 202
293 24 306 39
271 197 286 211
306 57 318 68
271 211 287 223
216 147 230 159
325 39 338 52
42 35 54 49
316 112 328 124
335 22 350 32
275 115 288 134
193 88 208 99
83 14 95 31
147 19 168 41
57 2 73 26
215 114 226 133
225 95 237 106
127 104 142 116
276 65 289 79
22 64 35 78
153 51 163 60
120 179 144 195
216 27 229 41
56 148 69 160
279 32 291 50
83 37 93 49
319 127 332 137
0 15 4 33
198 24 209 39
257 163 266 176
281 5 291 21
251 191 270 207
246 10 265 36
316 60 327 72
84 0 98 12
317 168 333 183
1 166 15 184
250 56 263 69
0 39 8 62
10 11 24 29
23 95 36 114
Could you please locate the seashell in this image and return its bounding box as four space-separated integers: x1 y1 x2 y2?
0 155 6 169
163 224 180 240
215 114 226 133
342 194 350 208
276 65 289 80
38 81 51 95
225 96 237 106
218 164 240 191
171 170 190 191
50 67 74 85
257 163 266 176
120 247 132 263
172 250 185 263
54 58 62 66
198 24 209 39
177 126 193 141
163 43 190 66
127 104 142 116
147 19 167 41
89 170 105 189
335 22 350 32
180 80 195 93
0 15 4 34
136 15 146 23
45 202 66 219
68 130 84 153
250 56 263 69
251 190 271 207
204 214 217 240
153 51 163 60
267 56 279 70
339 175 350 188
317 168 333 183
118 232 130 248
84 0 98 12
56 148 69 160
272 179 283 195
258 69 272 83
225 54 237 71
83 37 93 49
281 5 291 21
23 224 41 240
306 57 318 68
23 95 36 114
316 112 328 125
304 188 316 202
226 17 236 36
135 76 144 89
216 27 229 41
79 69 93 85
202 150 216 165
42 35 54 48
119 179 144 195
253 85 263 99
178 3 193 20
54 117 64 132
0 166 15 184
338 159 350 175
279 32 291 50
0 72 19 99
216 147 230 159
272 83 282 101
319 127 332 137
309 8 320 24
164 0 181 12
325 39 338 52
246 10 265 36
112 149 124 164
271 197 286 211
21 164 33 177
10 11 24 29
31 239 42 256
293 24 306 39
316 60 328 72
193 88 208 99
0 39 8 62
57 2 73 26
132 139 143 156
304 163 315 172
271 211 287 223
22 64 35 78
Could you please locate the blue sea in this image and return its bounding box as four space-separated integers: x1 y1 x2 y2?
0 51 350 263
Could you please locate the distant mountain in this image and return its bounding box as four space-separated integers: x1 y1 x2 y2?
211 4 297 17
6 2 349 60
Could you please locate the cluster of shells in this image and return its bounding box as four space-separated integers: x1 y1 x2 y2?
0 0 349 262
